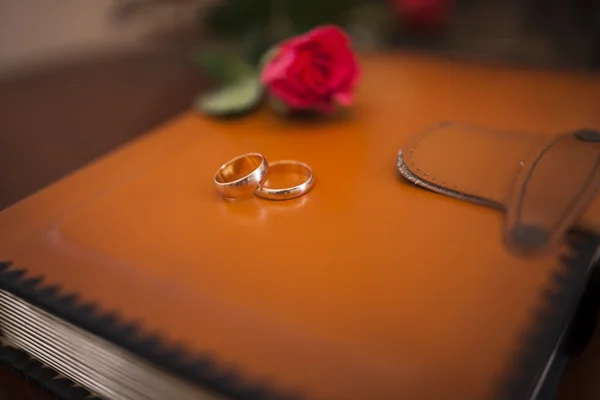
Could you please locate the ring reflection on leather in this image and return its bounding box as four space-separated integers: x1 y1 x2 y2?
254 160 314 201
214 153 268 199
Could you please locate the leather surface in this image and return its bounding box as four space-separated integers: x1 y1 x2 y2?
399 125 600 254
1 54 600 399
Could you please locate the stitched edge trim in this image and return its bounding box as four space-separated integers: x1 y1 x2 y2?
399 151 600 399
0 261 300 400
0 344 101 400
397 150 505 210
401 122 539 203
2 235 597 399
496 230 600 399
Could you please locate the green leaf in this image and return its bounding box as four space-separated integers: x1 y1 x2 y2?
194 50 254 83
194 74 264 118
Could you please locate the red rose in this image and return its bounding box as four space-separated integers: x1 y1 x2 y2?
260 25 360 113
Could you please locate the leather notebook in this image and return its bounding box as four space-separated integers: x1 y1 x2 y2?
1 54 600 400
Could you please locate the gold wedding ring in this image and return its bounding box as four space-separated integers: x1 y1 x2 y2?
254 160 314 201
214 153 268 199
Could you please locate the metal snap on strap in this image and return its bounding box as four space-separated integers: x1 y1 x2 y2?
574 129 600 142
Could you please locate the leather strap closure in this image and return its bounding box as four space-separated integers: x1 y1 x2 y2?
398 123 600 255
506 133 600 254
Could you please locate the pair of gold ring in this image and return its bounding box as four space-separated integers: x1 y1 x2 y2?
214 153 314 201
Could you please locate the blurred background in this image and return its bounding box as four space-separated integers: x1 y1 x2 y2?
2 0 600 210
1 1 600 398
3 0 600 76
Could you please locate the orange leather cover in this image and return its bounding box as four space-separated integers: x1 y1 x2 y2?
1 54 600 399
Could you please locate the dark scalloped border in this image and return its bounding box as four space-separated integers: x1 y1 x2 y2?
497 229 600 399
0 229 598 400
0 345 100 400
0 261 300 400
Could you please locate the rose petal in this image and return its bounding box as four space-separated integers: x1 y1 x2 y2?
312 30 358 90
336 51 361 93
306 25 350 47
287 46 313 77
261 47 297 83
260 25 359 113
299 65 328 96
334 91 353 106
270 79 320 108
